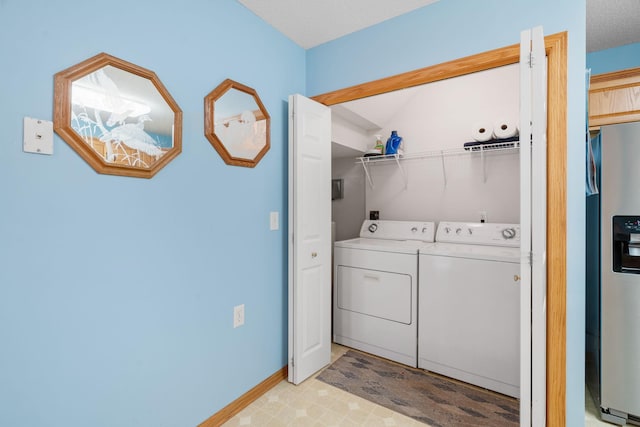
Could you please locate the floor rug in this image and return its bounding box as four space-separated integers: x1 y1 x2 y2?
316 350 518 426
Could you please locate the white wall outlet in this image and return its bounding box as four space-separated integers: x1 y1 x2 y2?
480 211 488 223
23 117 54 155
233 304 245 328
270 211 279 231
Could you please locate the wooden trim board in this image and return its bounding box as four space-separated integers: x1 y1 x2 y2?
198 366 287 427
543 32 567 427
589 66 640 128
313 32 568 426
591 66 640 86
313 43 520 106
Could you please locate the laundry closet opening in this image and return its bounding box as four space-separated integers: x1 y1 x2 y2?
306 32 568 424
328 61 521 397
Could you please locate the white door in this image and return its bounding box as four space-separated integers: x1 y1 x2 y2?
287 94 332 384
519 26 548 427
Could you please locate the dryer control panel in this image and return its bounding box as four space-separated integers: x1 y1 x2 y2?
359 220 435 242
435 222 520 247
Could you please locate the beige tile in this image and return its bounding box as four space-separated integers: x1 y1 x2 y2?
223 408 275 426
324 417 360 427
249 409 275 425
287 414 320 426
342 406 373 424
264 416 289 427
361 414 395 427
368 413 421 426
314 408 346 426
260 398 288 417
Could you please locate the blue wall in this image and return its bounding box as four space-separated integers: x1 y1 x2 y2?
588 42 640 74
0 1 304 426
306 0 586 424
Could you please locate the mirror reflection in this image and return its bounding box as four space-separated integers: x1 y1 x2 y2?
54 52 182 178
214 88 267 160
70 65 174 169
204 79 270 168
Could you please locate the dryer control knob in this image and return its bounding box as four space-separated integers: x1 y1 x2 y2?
502 228 516 239
411 227 418 233
455 228 462 235
444 227 451 233
368 223 378 233
422 227 429 233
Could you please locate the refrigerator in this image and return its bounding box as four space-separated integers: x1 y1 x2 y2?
590 121 640 425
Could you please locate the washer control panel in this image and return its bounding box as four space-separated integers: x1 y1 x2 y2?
436 222 520 247
359 220 435 242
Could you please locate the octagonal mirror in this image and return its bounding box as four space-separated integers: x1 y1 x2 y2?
53 53 182 178
204 79 270 168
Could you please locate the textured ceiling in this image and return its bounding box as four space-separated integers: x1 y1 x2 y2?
586 0 640 52
238 0 640 53
237 0 439 49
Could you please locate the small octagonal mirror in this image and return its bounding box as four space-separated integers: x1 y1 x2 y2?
204 79 270 168
53 53 182 178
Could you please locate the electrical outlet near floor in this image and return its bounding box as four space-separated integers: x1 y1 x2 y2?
479 211 488 223
233 304 245 328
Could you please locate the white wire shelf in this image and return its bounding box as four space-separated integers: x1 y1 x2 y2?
355 140 520 188
356 140 520 164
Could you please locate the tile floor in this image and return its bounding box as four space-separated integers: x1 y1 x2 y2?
222 344 424 426
223 343 615 426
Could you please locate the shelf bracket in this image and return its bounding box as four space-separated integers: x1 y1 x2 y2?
481 146 487 183
393 154 408 189
360 157 375 189
440 151 447 187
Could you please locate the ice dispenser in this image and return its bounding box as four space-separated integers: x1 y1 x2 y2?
612 216 640 273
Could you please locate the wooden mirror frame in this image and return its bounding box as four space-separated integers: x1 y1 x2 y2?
204 79 270 168
53 52 183 178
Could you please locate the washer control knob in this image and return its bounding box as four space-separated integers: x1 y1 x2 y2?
368 223 378 233
455 228 462 235
502 228 516 239
411 227 418 233
422 227 429 233
468 228 473 235
444 227 451 233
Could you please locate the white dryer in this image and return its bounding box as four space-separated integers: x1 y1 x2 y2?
333 220 435 367
418 221 521 397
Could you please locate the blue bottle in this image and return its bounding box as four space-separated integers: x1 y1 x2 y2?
385 130 403 155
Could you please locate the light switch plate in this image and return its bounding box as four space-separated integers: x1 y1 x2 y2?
270 211 279 231
23 117 53 155
233 304 245 328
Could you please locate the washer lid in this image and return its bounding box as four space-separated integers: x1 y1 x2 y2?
334 237 428 254
419 242 521 263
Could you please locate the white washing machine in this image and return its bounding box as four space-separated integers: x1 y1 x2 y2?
418 221 521 397
333 220 435 367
